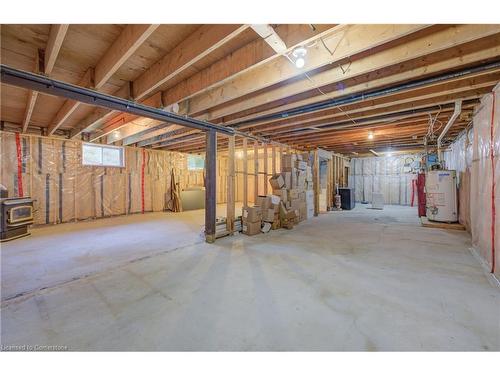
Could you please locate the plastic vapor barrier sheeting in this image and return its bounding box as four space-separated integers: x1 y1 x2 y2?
0 131 205 226
443 84 499 277
470 85 499 277
349 154 419 206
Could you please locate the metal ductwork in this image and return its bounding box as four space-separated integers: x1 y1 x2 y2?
437 100 462 160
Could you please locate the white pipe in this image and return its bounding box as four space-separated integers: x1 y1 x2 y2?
437 100 462 160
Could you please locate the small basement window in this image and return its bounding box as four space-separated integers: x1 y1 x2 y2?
187 154 205 170
82 143 125 167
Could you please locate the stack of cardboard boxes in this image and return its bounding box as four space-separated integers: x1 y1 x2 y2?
241 206 262 236
275 153 315 221
241 152 315 235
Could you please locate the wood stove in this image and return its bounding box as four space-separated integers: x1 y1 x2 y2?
1 196 34 242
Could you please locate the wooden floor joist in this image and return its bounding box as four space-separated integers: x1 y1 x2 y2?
2 23 500 155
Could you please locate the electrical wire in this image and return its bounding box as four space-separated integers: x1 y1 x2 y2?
285 29 359 128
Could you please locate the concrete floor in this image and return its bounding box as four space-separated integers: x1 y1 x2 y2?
1 204 499 351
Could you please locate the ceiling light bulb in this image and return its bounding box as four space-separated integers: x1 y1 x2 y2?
387 152 393 157
292 46 307 69
368 132 374 140
295 57 305 68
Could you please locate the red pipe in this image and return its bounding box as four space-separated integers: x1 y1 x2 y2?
416 173 426 217
15 132 24 197
411 179 416 207
141 148 145 214
490 92 496 274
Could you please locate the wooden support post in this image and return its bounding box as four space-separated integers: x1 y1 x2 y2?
340 157 344 187
205 130 217 243
243 138 248 207
336 156 340 187
327 158 333 209
272 145 276 175
226 135 235 232
279 146 283 173
313 149 320 216
254 140 259 203
263 143 268 195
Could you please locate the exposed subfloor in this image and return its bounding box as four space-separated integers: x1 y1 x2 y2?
1 205 499 351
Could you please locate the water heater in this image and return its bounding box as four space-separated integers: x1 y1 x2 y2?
425 170 458 222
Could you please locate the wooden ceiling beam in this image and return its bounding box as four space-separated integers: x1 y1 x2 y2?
89 91 162 141
132 25 250 101
154 97 477 150
70 83 134 139
308 125 464 146
161 24 338 107
256 80 495 137
238 58 500 132
106 24 338 144
274 105 475 143
135 41 500 149
79 24 257 140
21 49 44 132
208 25 500 122
225 35 500 127
22 24 69 132
94 24 159 89
187 24 430 118
44 24 69 74
123 25 428 146
274 116 473 145
48 24 158 135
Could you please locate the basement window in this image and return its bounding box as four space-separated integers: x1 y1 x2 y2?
187 155 205 171
82 143 125 168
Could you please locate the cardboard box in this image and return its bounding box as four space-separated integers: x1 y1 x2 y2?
281 155 295 171
242 206 262 223
256 195 271 210
269 174 285 189
269 194 281 205
291 168 298 187
299 202 307 219
282 172 291 188
290 198 301 211
263 208 276 222
242 219 262 235
289 189 299 199
298 175 306 189
273 188 288 202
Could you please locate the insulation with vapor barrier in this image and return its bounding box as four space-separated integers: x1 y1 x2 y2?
439 84 499 277
349 154 420 206
0 131 215 226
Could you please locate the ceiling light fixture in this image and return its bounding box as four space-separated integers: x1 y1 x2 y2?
292 47 307 69
368 132 374 140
